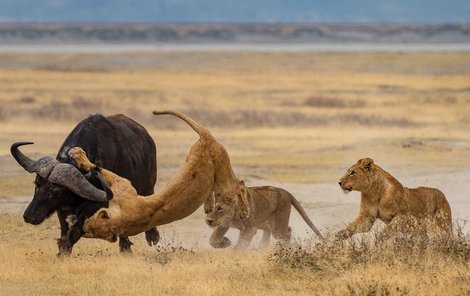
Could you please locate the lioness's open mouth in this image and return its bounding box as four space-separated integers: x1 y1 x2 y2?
342 187 353 194
206 219 219 228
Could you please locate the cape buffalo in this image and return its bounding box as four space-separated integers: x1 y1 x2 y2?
11 114 159 255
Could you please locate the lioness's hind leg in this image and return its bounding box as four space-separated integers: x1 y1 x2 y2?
435 209 452 234
273 226 291 242
234 227 257 249
272 198 292 242
259 228 271 249
380 215 419 239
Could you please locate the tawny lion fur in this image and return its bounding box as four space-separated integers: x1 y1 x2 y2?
68 110 250 242
337 158 452 238
206 181 324 249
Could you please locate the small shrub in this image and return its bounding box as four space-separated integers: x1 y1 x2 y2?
267 223 470 273
304 96 366 108
18 96 35 104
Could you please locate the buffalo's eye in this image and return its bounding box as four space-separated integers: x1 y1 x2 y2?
49 185 63 197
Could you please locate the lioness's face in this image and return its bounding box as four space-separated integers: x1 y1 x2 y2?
339 158 375 193
83 209 118 242
205 194 237 228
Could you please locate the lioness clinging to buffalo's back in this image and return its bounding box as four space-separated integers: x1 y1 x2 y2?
206 181 324 249
337 158 452 238
67 110 250 243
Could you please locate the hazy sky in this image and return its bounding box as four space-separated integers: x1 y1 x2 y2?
0 0 469 23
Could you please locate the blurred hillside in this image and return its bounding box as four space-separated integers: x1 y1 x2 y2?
0 23 469 44
1 0 469 23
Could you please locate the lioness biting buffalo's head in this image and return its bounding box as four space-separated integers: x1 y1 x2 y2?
63 110 250 246
336 158 452 239
338 158 375 193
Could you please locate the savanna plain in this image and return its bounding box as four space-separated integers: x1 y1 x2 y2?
0 50 470 295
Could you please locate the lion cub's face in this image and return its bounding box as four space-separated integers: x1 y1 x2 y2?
339 158 375 193
205 193 237 228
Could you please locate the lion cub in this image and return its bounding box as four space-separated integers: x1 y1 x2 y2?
337 158 452 238
205 180 323 249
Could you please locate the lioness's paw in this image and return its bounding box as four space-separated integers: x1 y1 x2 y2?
239 211 250 220
335 229 351 240
68 147 94 170
68 147 86 164
211 237 231 248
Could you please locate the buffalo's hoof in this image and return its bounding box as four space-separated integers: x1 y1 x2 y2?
57 247 72 257
145 228 160 246
119 237 133 253
211 237 231 248
57 250 72 257
56 238 72 256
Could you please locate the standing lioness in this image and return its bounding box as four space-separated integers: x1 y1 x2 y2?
206 181 324 249
337 158 452 238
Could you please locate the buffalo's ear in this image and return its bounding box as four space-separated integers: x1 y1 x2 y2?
359 158 374 171
97 209 110 219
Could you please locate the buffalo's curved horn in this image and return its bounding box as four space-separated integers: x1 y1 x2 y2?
94 169 113 200
48 163 112 202
11 142 59 178
11 142 36 173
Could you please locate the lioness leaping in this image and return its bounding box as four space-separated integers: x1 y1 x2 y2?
67 110 250 243
206 181 324 249
337 158 452 239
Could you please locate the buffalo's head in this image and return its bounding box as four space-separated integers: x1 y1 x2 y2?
11 142 112 225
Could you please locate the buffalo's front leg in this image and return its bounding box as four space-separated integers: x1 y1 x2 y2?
56 208 72 255
58 217 85 256
59 201 105 256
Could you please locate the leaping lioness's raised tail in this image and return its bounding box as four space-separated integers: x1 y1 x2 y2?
66 110 249 244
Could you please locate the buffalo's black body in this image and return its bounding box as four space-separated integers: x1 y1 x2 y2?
21 114 158 254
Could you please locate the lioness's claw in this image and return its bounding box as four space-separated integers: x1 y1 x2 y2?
68 147 95 171
239 212 249 220
335 229 351 240
68 147 83 159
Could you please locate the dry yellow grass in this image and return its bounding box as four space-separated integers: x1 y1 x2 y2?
0 214 468 296
1 51 470 295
